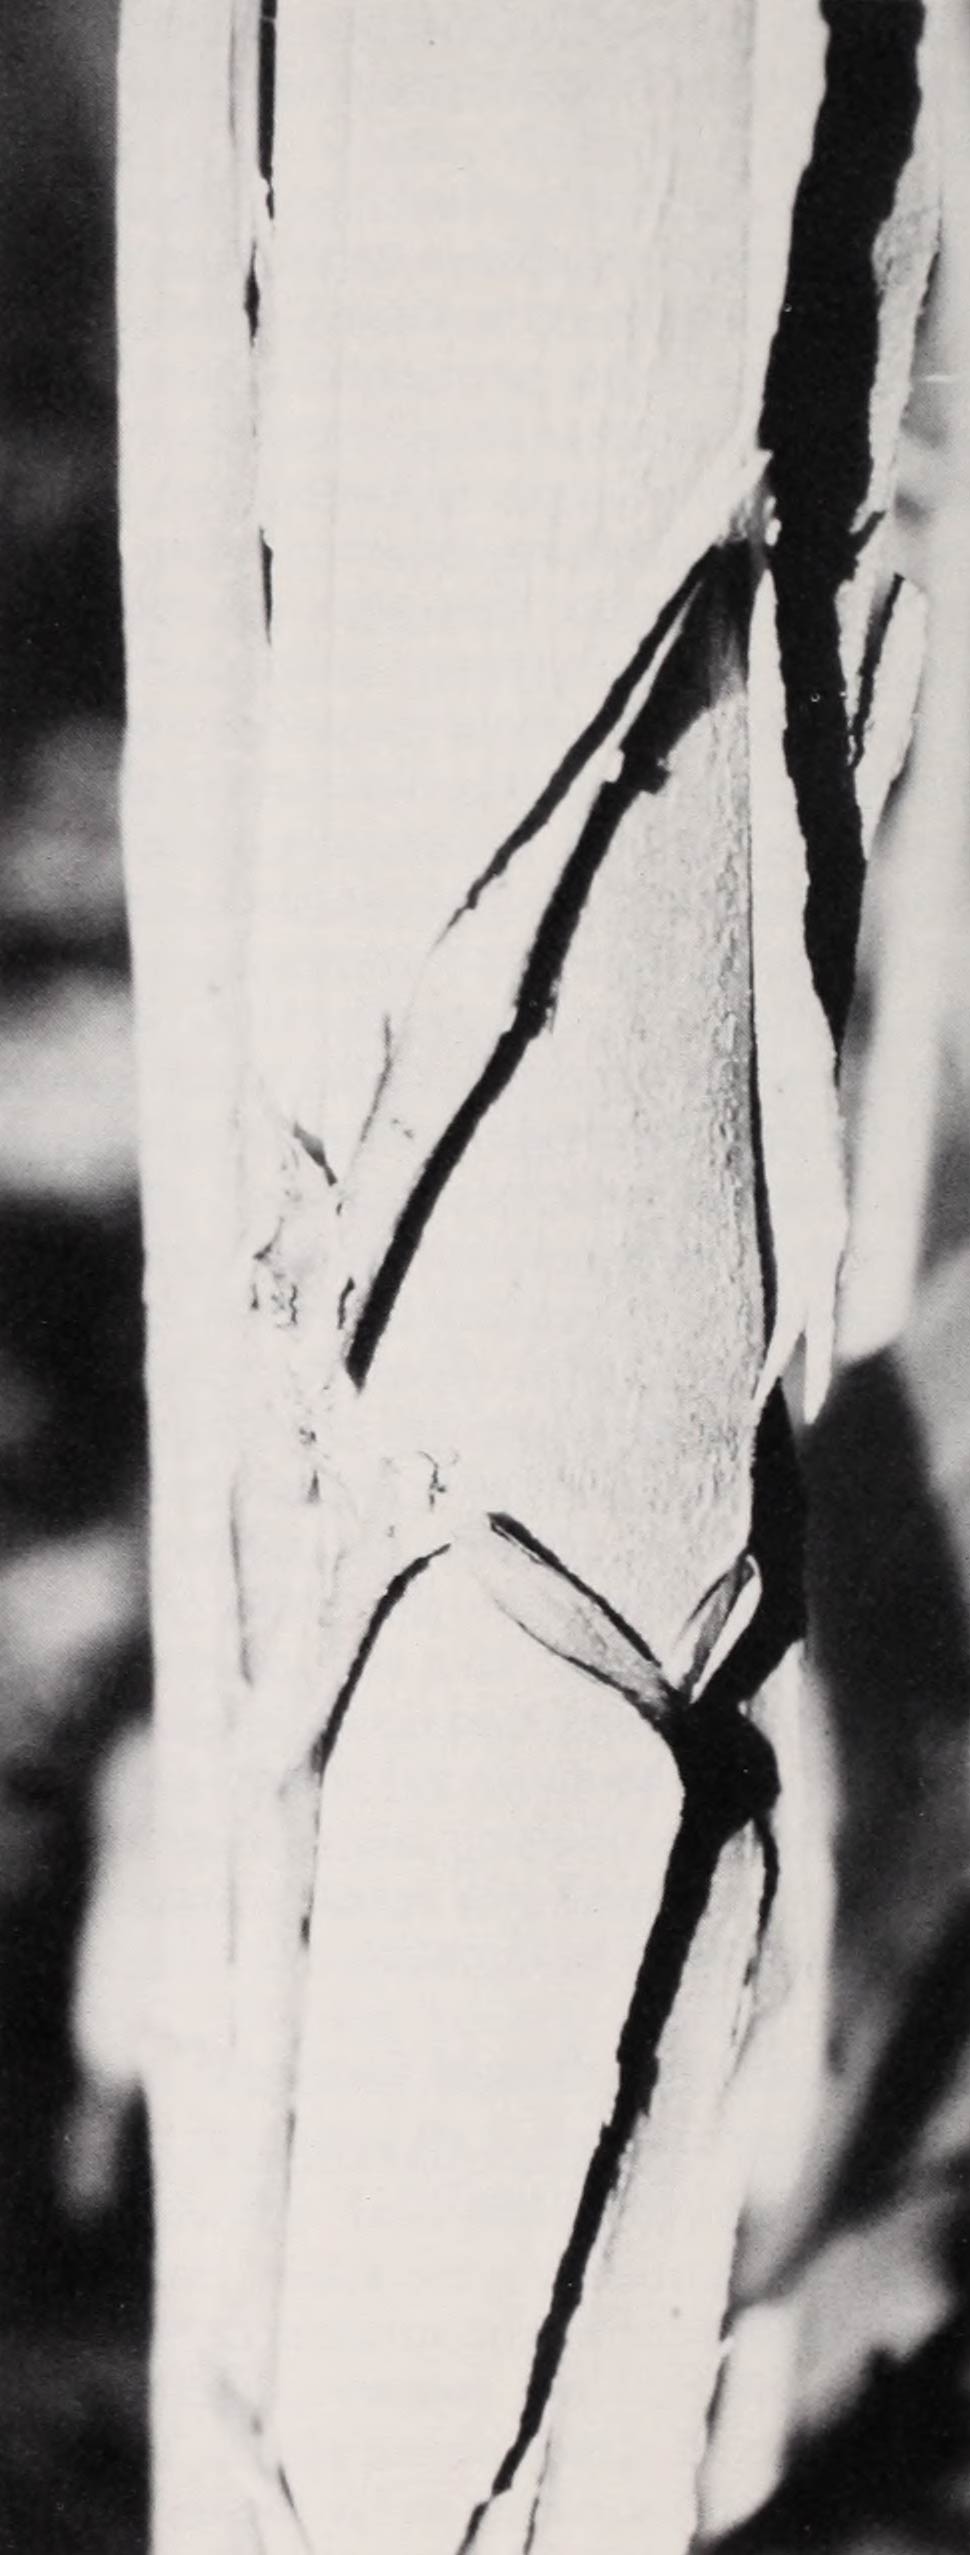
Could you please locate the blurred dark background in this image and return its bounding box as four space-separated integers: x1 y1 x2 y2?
0 9 969 2555
701 200 970 2554
0 4 149 2548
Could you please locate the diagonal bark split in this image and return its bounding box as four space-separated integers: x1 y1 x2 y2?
456 1379 803 2549
343 551 750 1387
456 1694 782 2555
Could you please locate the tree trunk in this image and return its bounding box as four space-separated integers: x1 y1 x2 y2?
117 6 937 2550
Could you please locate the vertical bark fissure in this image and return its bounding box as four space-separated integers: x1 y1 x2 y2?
247 0 276 624
257 0 277 212
761 0 925 1055
242 0 277 341
521 2445 552 2555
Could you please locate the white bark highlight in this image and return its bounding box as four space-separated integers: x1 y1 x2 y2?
116 7 938 2552
118 4 263 2544
278 1567 682 2555
257 0 761 1158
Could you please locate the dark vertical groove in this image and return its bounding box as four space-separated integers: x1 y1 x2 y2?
258 0 278 212
260 531 274 635
748 1038 777 1353
248 1 279 625
760 1 924 1055
710 1385 806 1723
243 1 278 341
522 2446 550 2554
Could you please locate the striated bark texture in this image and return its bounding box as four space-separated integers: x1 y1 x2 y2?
117 6 937 2551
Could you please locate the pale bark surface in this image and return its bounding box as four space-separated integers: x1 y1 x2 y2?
118 6 937 2551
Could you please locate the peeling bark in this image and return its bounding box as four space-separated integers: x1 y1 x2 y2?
117 6 939 2551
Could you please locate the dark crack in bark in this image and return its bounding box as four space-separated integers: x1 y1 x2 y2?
310 1547 448 1788
760 0 925 1056
456 1388 797 2550
246 0 278 640
257 0 278 215
457 1705 780 2554
346 548 750 1386
451 549 717 921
